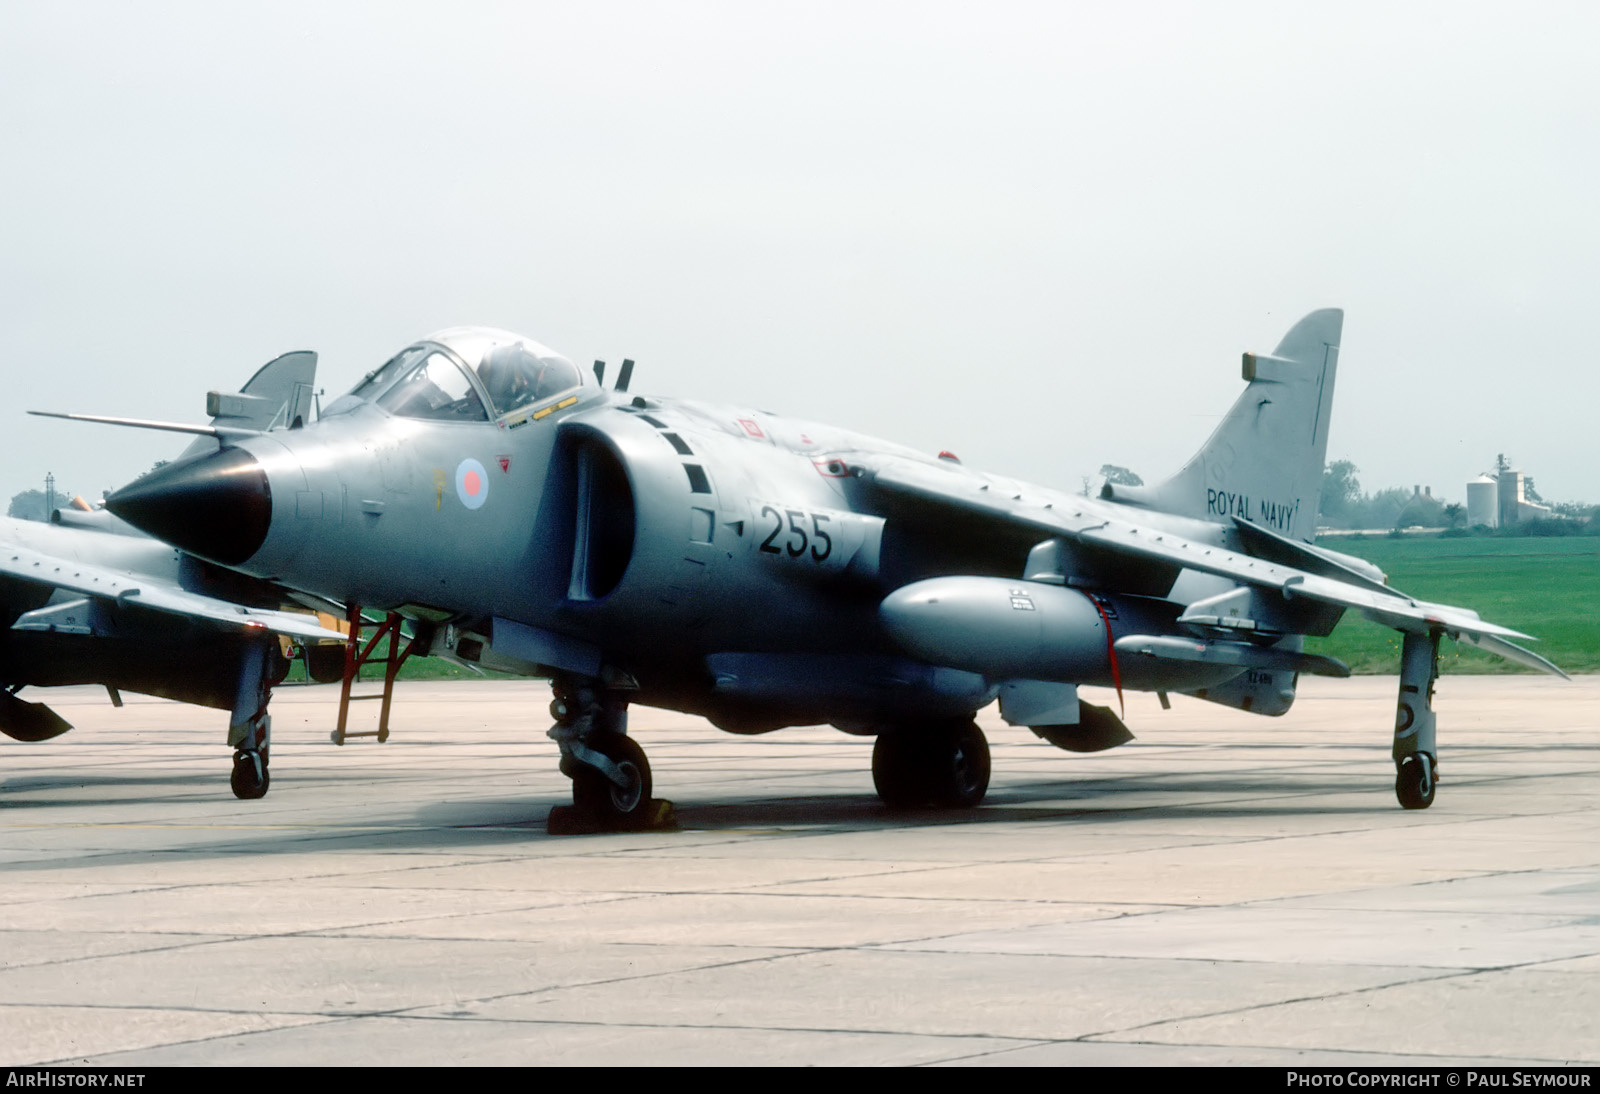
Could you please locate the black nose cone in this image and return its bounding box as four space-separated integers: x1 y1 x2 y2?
106 447 271 566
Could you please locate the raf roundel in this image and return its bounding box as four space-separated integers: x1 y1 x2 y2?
455 458 489 510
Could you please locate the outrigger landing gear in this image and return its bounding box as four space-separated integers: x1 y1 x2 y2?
231 747 269 800
872 718 991 809
228 634 275 800
1393 630 1440 810
545 676 675 834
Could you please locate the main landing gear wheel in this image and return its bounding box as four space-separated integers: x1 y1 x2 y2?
230 749 270 800
872 731 926 809
1395 753 1436 810
571 735 653 825
933 720 991 808
872 720 991 809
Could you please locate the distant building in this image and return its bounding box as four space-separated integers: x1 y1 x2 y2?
1466 474 1498 527
1478 455 1554 527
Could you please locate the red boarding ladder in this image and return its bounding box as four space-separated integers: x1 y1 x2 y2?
332 606 419 745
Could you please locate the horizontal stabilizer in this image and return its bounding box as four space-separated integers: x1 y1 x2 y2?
1358 599 1534 644
1456 631 1570 679
1115 634 1350 678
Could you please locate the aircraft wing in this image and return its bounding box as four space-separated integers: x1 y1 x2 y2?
856 454 1568 678
1 539 346 643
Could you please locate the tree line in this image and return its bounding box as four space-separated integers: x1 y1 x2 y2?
6 487 76 522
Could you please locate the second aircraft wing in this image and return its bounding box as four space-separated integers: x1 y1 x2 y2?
1 539 346 643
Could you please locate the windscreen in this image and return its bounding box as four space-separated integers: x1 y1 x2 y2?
374 350 489 422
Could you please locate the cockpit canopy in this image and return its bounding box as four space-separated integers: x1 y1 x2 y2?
346 327 586 422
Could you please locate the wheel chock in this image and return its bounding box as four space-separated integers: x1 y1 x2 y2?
546 798 678 835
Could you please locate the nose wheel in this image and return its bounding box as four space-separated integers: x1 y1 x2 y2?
571 734 652 819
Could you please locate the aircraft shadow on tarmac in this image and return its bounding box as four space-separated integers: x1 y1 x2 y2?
0 786 1394 874
0 771 270 804
663 793 1384 831
400 771 1388 834
0 767 1384 828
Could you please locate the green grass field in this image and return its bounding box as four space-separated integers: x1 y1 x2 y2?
1306 535 1600 674
283 656 500 685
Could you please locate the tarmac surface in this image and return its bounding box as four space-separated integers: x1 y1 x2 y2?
1 675 1596 1067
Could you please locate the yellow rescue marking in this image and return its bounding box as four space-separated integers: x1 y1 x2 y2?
532 395 580 421
432 468 446 510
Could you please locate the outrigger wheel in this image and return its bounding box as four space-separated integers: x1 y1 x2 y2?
227 636 275 801
1395 753 1436 810
230 748 269 800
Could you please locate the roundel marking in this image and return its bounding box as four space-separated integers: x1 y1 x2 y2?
455 458 489 510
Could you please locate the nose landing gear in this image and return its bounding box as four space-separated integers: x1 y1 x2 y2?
572 733 652 818
547 676 674 834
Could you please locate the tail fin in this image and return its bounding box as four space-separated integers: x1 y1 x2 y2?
1107 309 1341 543
178 351 319 460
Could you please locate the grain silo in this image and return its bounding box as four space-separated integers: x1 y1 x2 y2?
1466 474 1498 527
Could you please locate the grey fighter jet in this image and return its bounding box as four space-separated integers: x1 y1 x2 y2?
5 353 344 797
53 310 1564 820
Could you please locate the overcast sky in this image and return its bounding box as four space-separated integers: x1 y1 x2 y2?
4 1 1597 510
